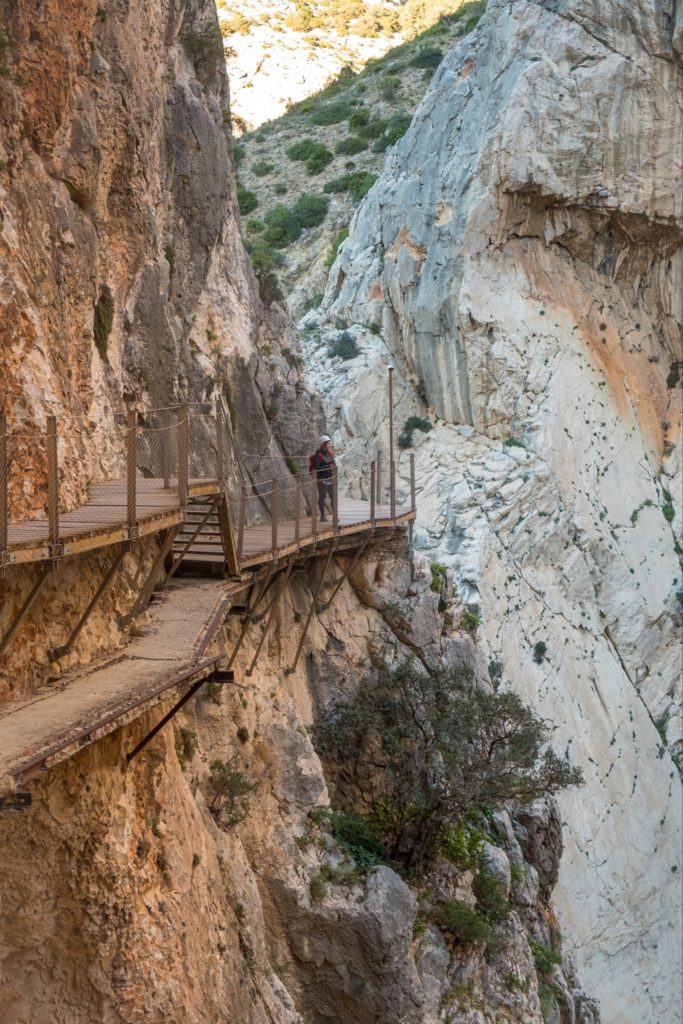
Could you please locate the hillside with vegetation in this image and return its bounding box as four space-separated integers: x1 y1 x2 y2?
219 0 481 132
230 2 485 313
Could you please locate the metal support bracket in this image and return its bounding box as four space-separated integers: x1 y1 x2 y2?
246 561 294 677
285 545 335 675
126 668 236 764
225 568 275 671
319 536 370 612
119 526 179 628
0 792 32 812
0 565 50 660
50 544 127 661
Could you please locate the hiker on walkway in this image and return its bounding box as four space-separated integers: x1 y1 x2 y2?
310 435 336 522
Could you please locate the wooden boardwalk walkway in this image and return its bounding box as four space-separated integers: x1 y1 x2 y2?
0 401 416 801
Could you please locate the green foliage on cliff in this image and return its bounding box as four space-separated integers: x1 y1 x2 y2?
93 285 114 361
313 661 583 870
0 17 12 77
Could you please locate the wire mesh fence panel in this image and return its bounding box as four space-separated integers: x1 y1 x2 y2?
187 404 218 482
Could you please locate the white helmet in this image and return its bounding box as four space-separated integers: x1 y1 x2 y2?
319 434 331 444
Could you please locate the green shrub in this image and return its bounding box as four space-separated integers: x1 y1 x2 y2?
384 112 412 144
323 170 376 201
329 810 388 869
286 140 334 174
252 160 274 177
410 45 443 70
273 181 287 195
667 361 681 389
313 661 583 871
310 99 354 125
439 820 485 870
430 561 448 593
236 181 258 215
473 868 509 923
348 109 369 129
460 609 479 636
175 726 198 768
503 436 525 448
436 900 491 944
207 757 257 828
0 17 12 77
248 240 284 304
164 245 175 276
93 285 114 361
530 938 562 975
533 641 548 664
262 194 329 248
245 217 263 234
335 135 368 156
379 73 401 98
358 117 388 139
325 226 350 267
328 331 359 360
397 415 432 448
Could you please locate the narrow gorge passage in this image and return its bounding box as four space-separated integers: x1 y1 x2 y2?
0 1 680 1024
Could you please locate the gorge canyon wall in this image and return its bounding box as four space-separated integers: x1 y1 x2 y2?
304 0 683 1021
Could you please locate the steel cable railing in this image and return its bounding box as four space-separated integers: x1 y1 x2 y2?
0 399 417 574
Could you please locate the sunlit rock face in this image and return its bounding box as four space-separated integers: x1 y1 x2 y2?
305 1 683 1020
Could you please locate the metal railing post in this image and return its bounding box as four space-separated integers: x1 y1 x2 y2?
161 409 171 489
0 414 7 573
376 450 382 504
177 403 188 508
370 461 376 528
271 478 278 556
410 453 416 511
237 485 246 561
294 481 301 543
215 396 225 491
390 459 396 523
46 415 59 551
127 410 137 539
332 466 338 532
311 470 317 540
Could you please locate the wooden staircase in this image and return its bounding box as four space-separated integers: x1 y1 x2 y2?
172 495 235 576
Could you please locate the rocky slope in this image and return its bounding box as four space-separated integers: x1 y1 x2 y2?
302 1 683 1021
0 543 598 1024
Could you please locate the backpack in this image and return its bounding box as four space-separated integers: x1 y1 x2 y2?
308 451 319 474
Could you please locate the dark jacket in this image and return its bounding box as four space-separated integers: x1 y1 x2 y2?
312 448 336 480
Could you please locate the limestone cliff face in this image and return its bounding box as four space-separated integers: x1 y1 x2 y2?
0 547 598 1024
0 0 320 512
303 1 683 1021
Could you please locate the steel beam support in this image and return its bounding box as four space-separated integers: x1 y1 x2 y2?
285 545 334 676
225 568 275 671
319 536 370 612
0 566 50 659
246 561 294 676
125 670 235 764
120 526 179 627
50 544 127 660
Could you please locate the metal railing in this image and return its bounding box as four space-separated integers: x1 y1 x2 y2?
0 400 417 572
234 452 416 563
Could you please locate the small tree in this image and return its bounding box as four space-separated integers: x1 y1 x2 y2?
313 662 582 871
207 757 257 828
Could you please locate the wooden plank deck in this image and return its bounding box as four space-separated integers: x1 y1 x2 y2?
0 578 241 784
6 477 219 564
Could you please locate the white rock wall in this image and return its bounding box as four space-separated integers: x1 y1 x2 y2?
303 1 683 1021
